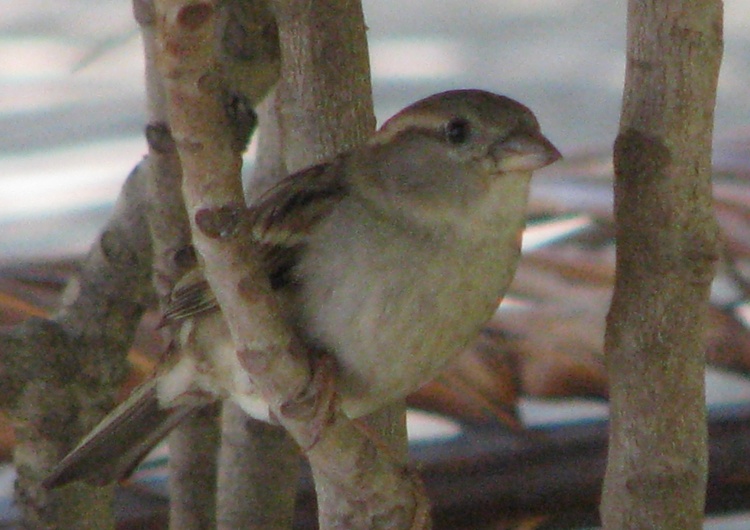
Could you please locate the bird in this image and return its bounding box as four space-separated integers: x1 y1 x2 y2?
44 89 561 487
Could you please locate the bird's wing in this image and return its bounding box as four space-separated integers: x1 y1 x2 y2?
163 268 217 322
164 157 349 324
43 378 205 488
44 160 349 488
247 156 348 247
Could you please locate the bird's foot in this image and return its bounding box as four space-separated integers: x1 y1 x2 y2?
278 353 338 451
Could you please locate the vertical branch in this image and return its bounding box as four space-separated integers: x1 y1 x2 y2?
138 1 281 526
153 1 429 528
217 403 299 529
218 71 302 530
271 0 375 172
268 0 413 523
167 404 221 530
137 0 193 305
602 1 723 528
2 10 158 514
135 2 221 527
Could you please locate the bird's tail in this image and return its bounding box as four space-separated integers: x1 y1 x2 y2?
43 378 200 488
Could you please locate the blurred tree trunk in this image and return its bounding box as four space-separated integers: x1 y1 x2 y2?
601 1 723 528
1 169 152 529
1 8 158 515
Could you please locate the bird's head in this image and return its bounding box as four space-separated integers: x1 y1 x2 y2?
349 89 562 235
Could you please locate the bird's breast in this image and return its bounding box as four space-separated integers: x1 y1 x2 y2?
293 205 523 418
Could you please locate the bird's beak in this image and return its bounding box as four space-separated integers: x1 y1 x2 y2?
491 130 562 173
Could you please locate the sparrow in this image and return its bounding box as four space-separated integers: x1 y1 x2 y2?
44 89 561 487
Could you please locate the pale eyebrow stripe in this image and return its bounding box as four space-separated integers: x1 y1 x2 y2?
370 110 453 146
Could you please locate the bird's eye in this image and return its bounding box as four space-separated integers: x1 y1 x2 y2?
444 118 471 144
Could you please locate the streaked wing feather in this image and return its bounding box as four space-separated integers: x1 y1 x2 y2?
43 380 200 488
248 156 348 246
163 157 347 322
164 269 219 324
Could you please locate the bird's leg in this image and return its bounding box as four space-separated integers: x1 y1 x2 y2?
278 353 338 451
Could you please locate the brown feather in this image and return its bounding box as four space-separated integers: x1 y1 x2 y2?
163 158 348 324
248 156 348 245
43 380 201 488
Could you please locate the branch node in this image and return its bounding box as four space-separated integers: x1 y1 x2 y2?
614 128 672 177
145 122 176 153
223 92 257 152
133 0 156 26
194 203 245 239
177 2 214 31
223 14 279 62
100 228 128 264
197 72 223 94
281 355 338 451
173 245 198 269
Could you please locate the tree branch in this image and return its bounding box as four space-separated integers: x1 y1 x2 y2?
217 60 302 530
153 0 430 528
0 162 154 528
602 1 723 528
136 2 222 526
137 0 282 526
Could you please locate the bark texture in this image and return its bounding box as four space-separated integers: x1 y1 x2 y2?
601 1 723 528
138 0 282 526
217 403 300 530
1 163 154 529
217 88 302 530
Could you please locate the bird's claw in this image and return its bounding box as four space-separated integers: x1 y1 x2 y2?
279 353 338 451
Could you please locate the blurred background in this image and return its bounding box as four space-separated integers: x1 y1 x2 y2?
2 1 750 528
3 0 749 263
